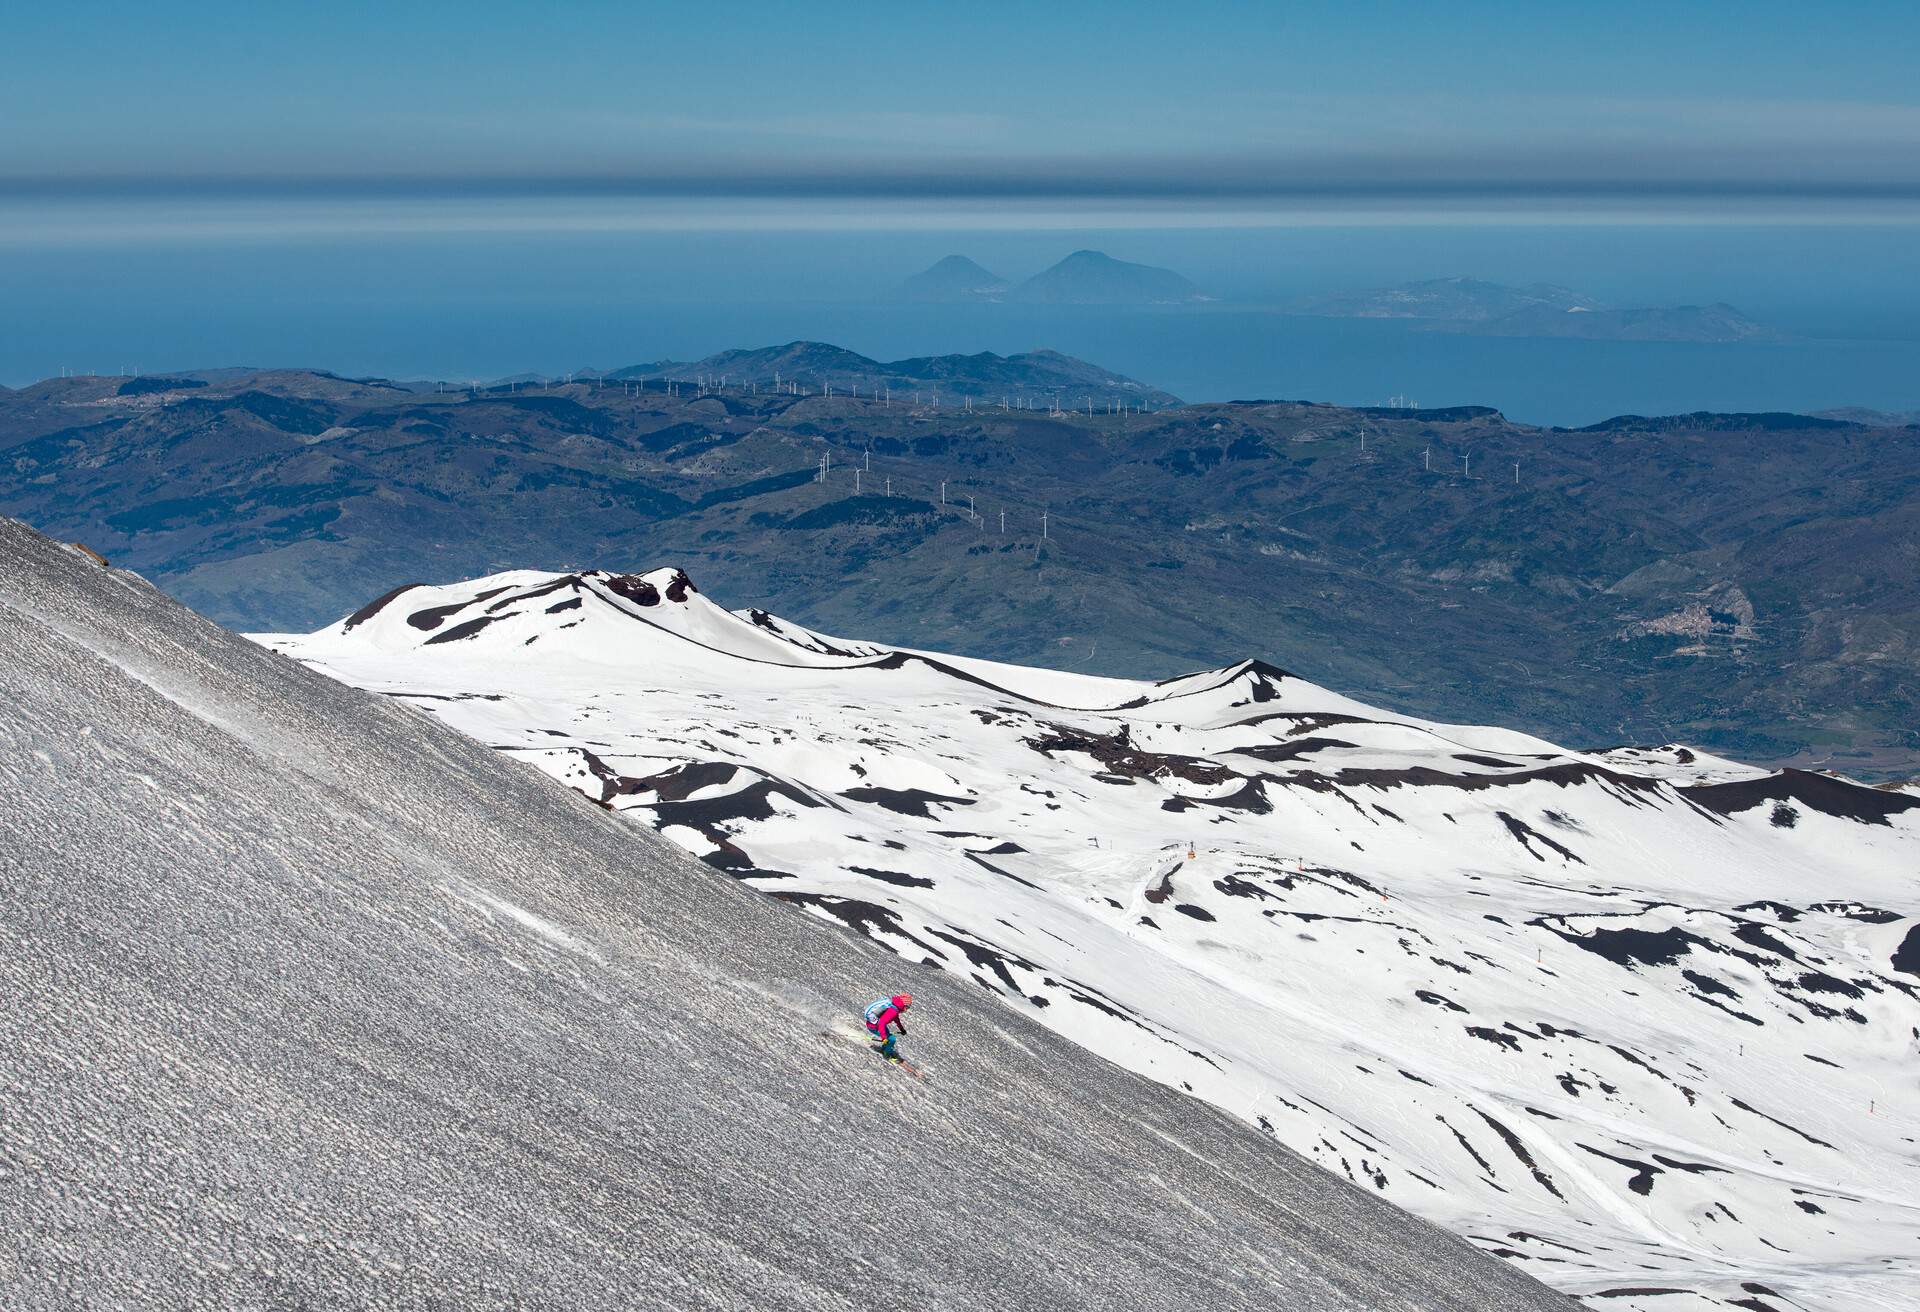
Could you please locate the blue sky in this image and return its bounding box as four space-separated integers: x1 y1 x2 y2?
6 0 1919 216
5 0 1920 405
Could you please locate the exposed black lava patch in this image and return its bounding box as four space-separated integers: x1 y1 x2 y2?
604 574 661 606
1496 811 1585 864
595 753 737 806
1736 900 1803 921
1061 984 1162 1034
964 851 1042 889
342 582 422 631
924 927 1044 998
1173 903 1215 922
1791 970 1864 999
1280 760 1665 804
1214 874 1279 902
1577 1144 1661 1195
1503 1231 1588 1256
1683 768 1920 826
648 777 827 844
1473 1110 1564 1198
861 650 1083 709
1893 923 1920 977
697 839 793 880
841 786 976 819
627 760 739 801
1161 779 1272 814
849 866 935 889
423 614 502 645
1550 924 1696 968
1232 737 1358 763
1435 1115 1497 1178
1591 1290 1690 1300
1144 863 1180 904
1733 921 1801 960
1028 723 1235 786
1682 969 1738 999
1466 1026 1521 1052
771 892 947 961
1811 901 1899 923
482 577 570 611
1238 710 1372 737
741 605 869 657
1651 1153 1728 1175
1728 1097 1835 1149
406 601 473 631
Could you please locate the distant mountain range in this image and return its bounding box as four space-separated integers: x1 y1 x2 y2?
897 250 1207 305
1295 276 1783 343
4 356 1916 778
605 341 1180 406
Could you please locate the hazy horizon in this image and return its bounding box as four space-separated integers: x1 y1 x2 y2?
5 1 1917 421
7 224 1920 424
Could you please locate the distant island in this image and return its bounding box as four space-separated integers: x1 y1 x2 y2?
889 264 1774 340
1294 276 1783 343
899 255 1009 303
1290 276 1781 343
897 250 1208 306
1297 277 1598 323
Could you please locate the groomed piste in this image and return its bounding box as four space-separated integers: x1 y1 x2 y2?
0 517 1572 1311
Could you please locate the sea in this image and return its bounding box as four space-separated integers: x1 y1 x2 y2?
5 223 1919 428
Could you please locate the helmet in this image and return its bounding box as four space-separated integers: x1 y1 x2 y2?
893 993 913 1009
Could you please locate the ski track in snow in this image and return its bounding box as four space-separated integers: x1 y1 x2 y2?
258 565 1920 1312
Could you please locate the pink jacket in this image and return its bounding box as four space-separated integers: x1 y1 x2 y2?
864 998 907 1036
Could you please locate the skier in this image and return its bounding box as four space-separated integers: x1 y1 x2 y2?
863 992 913 1062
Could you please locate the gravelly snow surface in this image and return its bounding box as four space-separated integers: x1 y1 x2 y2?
0 518 1576 1311
259 565 1920 1312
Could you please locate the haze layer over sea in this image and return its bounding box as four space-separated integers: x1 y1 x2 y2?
6 222 1918 426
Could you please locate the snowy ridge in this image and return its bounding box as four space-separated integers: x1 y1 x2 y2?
263 567 1920 1312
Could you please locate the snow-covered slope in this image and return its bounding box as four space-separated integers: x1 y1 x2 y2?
262 567 1920 1312
0 521 1574 1312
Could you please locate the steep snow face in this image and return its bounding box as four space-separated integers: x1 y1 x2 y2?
262 568 1920 1312
0 520 1575 1312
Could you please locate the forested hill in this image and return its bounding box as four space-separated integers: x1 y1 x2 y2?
2 365 1914 775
